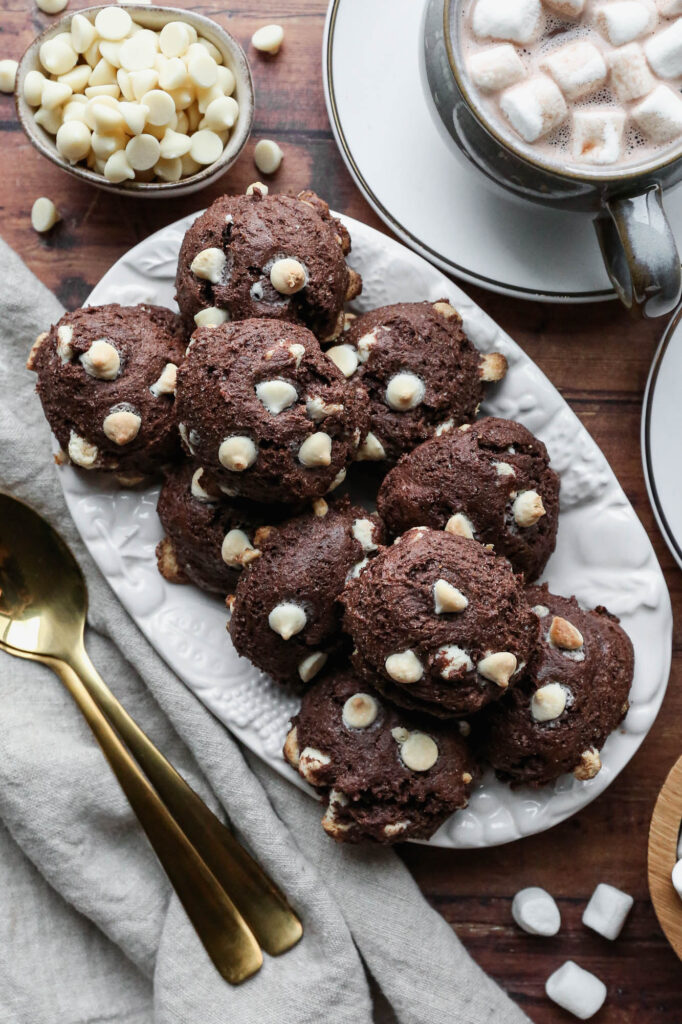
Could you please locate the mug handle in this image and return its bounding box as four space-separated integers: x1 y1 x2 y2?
594 183 681 319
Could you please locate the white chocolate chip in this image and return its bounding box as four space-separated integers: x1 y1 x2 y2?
479 351 508 382
400 732 438 772
56 323 74 362
194 307 228 327
433 578 468 614
104 150 135 183
255 378 298 414
342 693 379 729
326 344 358 379
189 128 223 164
531 683 568 722
384 822 410 837
40 36 78 76
433 300 459 319
254 138 284 175
190 247 226 283
356 432 385 461
246 181 268 196
268 602 307 640
513 490 546 528
356 330 378 363
352 518 378 552
251 24 284 54
434 419 454 437
150 362 177 396
218 436 257 472
23 70 46 106
477 651 517 688
549 615 584 650
532 604 550 618
574 748 601 781
80 340 121 380
56 121 92 163
327 468 346 492
444 513 475 540
68 430 98 468
103 408 141 446
95 7 132 41
347 557 369 580
437 644 474 678
270 257 307 295
385 372 425 411
306 396 344 421
221 529 259 567
312 498 328 517
287 343 305 366
385 650 423 684
36 0 68 12
159 21 192 58
391 726 409 743
298 651 328 683
494 461 515 477
191 468 215 502
298 746 330 783
31 197 60 234
0 60 18 93
298 432 332 467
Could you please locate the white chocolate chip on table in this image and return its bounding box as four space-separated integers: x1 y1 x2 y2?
0 60 18 93
31 196 60 233
251 25 284 55
254 138 283 175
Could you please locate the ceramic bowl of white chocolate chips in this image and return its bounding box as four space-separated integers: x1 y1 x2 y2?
15 5 254 196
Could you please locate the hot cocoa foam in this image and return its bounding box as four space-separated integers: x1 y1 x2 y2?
458 0 682 172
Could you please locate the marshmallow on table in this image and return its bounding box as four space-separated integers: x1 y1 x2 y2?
472 0 542 44
607 43 655 101
543 0 586 14
511 887 561 936
467 45 526 92
595 0 658 45
645 17 682 76
572 109 625 164
632 84 682 142
582 883 634 940
500 74 568 143
541 41 607 101
546 962 607 1020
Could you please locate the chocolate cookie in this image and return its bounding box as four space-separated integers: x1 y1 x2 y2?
377 417 559 580
155 461 282 595
174 187 361 340
341 527 538 718
334 301 506 464
229 498 385 687
174 319 370 504
283 667 475 843
481 585 634 788
28 303 186 481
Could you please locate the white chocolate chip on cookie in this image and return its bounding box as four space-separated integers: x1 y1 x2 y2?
190 247 227 283
433 578 468 614
513 490 546 528
356 432 386 461
549 615 584 650
68 430 98 468
531 683 567 722
400 732 438 772
574 747 601 780
326 344 358 378
385 372 425 411
103 408 141 445
298 432 332 467
221 529 259 567
219 436 257 471
255 378 298 414
477 651 517 688
444 513 475 540
342 693 378 729
298 651 328 683
270 257 307 295
80 339 121 380
352 518 378 552
150 362 178 396
385 649 423 684
268 601 307 640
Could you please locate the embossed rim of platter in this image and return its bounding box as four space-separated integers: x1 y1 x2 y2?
55 210 672 848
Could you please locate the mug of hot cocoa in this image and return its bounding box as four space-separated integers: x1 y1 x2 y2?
423 0 682 316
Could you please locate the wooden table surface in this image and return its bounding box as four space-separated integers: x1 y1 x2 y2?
2 1 681 1020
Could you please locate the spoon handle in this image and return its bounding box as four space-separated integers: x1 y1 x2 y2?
52 657 263 984
67 645 302 957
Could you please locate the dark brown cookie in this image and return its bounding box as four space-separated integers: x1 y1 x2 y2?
174 318 370 504
481 585 634 788
174 188 361 340
377 417 559 580
336 300 506 464
229 498 385 687
28 303 186 481
341 527 538 718
283 667 475 843
155 461 285 595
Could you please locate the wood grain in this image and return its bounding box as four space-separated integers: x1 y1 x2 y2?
2 1 682 1020
649 757 682 964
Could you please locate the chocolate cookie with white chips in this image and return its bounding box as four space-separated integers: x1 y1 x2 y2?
156 461 288 595
174 186 361 339
228 497 386 687
283 667 476 843
481 584 634 788
341 526 538 718
28 303 186 482
377 416 559 580
333 300 507 464
174 318 370 503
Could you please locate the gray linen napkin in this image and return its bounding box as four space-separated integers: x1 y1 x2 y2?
0 236 531 1024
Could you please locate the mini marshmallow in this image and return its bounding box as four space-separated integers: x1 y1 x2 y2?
31 196 60 233
645 16 682 75
545 962 607 1020
467 45 525 93
472 0 542 44
607 43 655 101
500 75 567 143
252 25 284 54
543 0 586 13
632 84 682 142
511 887 561 936
595 0 658 46
541 41 607 101
582 883 633 940
572 109 625 165
658 0 682 14
0 59 18 93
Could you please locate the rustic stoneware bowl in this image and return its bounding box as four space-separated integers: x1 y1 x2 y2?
15 4 254 198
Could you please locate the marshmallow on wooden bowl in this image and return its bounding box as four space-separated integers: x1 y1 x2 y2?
15 4 254 197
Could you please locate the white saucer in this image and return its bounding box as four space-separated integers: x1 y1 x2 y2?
643 311 682 571
323 0 682 303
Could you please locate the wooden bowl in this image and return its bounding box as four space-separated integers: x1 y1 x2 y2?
14 4 254 198
648 755 682 960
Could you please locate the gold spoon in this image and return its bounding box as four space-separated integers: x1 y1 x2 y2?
0 493 302 980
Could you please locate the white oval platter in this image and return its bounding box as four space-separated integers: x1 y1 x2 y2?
56 210 672 848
